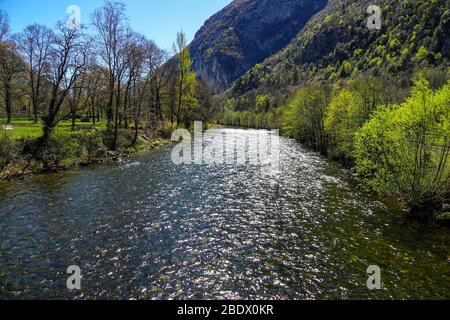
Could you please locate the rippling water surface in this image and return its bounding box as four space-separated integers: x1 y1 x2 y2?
0 128 449 299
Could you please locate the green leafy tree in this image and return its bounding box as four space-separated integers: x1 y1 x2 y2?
255 95 272 113
173 30 199 127
283 83 329 154
325 89 364 160
325 76 385 160
415 46 429 62
354 78 450 219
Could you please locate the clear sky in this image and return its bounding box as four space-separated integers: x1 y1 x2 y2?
0 0 232 51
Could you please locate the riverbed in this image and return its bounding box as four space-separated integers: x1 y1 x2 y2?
0 128 449 299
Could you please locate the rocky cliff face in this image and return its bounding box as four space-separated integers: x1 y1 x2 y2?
189 0 328 93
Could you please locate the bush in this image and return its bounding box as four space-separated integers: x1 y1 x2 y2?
157 123 175 140
36 131 108 169
0 125 163 177
354 78 450 219
101 129 137 153
0 130 19 173
76 131 108 161
38 132 80 169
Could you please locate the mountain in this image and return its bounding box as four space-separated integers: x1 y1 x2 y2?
189 0 328 93
229 0 450 102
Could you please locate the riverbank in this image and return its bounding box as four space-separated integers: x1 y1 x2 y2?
0 121 225 181
0 128 171 181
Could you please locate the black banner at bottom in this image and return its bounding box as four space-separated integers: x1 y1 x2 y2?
0 300 446 318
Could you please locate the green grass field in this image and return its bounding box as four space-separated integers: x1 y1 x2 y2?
1 118 108 139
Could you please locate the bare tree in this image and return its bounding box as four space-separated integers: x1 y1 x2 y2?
0 41 24 123
109 27 131 150
85 61 107 125
91 1 127 129
16 24 54 122
128 36 152 145
149 47 171 130
21 22 87 172
0 11 21 124
42 22 87 140
67 67 88 131
122 32 146 130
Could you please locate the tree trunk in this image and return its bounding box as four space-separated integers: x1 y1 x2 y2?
5 82 12 124
71 107 76 131
32 98 38 123
112 85 121 151
106 89 114 127
91 96 96 125
28 101 31 120
409 194 443 221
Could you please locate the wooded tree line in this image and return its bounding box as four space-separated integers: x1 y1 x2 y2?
0 2 216 152
220 70 449 221
282 71 450 219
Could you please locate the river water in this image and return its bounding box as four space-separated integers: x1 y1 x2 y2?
0 128 449 299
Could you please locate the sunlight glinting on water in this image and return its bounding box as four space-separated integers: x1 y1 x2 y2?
0 129 449 299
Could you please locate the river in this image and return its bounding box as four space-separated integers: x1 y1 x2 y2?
0 128 449 299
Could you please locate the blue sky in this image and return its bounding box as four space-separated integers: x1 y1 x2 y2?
0 0 232 51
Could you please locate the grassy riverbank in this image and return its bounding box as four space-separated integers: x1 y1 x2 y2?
0 118 172 180
0 118 108 139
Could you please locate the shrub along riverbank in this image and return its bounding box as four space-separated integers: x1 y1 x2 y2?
0 122 172 180
220 73 450 222
282 76 450 221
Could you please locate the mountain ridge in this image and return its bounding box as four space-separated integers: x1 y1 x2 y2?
189 0 328 93
228 0 450 105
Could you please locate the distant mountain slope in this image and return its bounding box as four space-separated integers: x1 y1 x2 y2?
230 0 450 99
189 0 328 93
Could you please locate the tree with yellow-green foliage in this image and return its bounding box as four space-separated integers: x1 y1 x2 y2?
173 30 199 127
255 95 272 113
325 89 363 160
354 78 450 219
324 76 387 161
283 83 329 154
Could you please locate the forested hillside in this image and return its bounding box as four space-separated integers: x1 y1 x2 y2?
229 0 450 108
